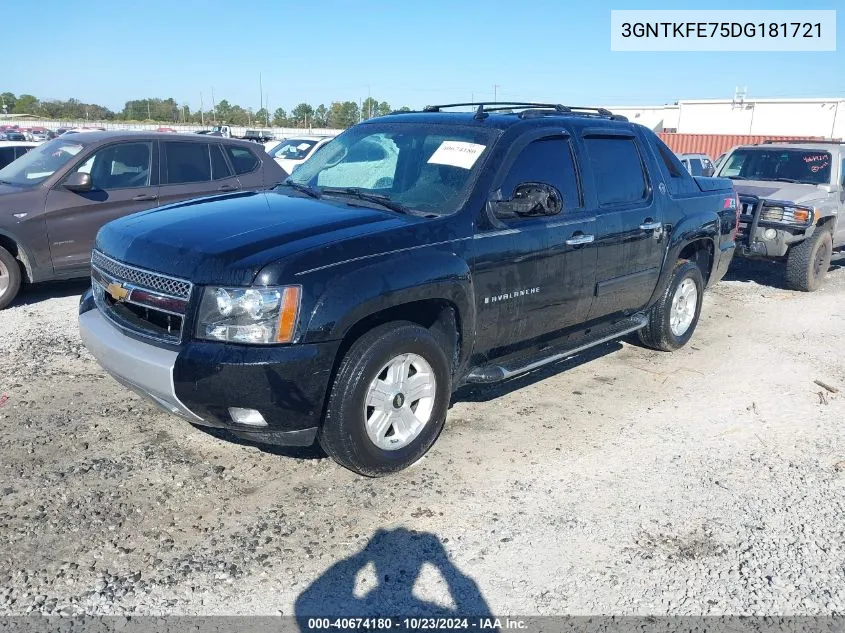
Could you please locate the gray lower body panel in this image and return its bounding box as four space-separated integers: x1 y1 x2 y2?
79 309 202 422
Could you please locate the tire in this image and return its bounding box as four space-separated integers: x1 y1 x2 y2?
638 260 704 352
785 227 832 292
0 246 22 310
319 321 452 477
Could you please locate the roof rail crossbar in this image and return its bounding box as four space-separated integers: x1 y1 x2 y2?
415 102 627 121
423 102 567 112
760 139 843 145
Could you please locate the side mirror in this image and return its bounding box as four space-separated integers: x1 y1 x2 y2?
64 172 93 193
490 183 563 219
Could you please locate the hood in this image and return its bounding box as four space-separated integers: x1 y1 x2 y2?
95 190 408 285
733 181 831 206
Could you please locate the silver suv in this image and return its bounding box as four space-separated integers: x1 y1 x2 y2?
716 141 844 291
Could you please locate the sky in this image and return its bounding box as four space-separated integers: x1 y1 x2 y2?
4 0 843 114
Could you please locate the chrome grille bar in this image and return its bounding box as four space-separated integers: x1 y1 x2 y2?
91 250 192 300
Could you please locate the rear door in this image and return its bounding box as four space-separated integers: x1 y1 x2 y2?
580 129 666 321
472 132 597 358
157 140 241 207
44 140 159 271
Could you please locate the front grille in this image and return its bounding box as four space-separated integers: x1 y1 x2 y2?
92 250 192 300
91 251 192 344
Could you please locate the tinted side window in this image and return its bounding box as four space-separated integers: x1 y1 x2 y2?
225 146 260 175
584 137 647 206
165 142 211 184
0 147 15 168
211 145 233 180
501 137 581 210
74 142 152 190
16 146 33 159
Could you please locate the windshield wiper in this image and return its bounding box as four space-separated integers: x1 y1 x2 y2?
321 187 411 215
727 175 749 180
279 179 321 198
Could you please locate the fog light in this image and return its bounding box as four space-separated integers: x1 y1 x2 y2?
228 407 268 427
763 228 777 240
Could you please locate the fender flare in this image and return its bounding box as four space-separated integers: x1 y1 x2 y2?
650 215 718 305
0 228 37 281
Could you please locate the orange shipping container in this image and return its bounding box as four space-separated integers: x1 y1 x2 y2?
657 133 828 161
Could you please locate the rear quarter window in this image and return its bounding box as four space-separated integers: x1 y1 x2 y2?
226 146 260 175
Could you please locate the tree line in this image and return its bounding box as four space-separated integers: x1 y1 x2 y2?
0 92 412 129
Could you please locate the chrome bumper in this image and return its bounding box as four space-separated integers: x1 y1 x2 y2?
79 309 202 422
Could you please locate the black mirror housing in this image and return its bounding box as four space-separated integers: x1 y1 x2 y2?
64 172 93 192
491 182 563 219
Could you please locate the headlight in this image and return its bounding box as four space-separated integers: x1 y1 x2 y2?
761 205 813 225
196 285 301 344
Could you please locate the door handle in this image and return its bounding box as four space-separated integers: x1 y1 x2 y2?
640 221 662 231
565 234 595 246
218 185 238 192
132 194 158 201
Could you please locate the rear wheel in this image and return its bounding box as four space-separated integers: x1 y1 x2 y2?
638 260 704 352
0 246 22 310
319 321 451 477
785 227 832 292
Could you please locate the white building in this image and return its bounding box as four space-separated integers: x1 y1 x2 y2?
606 97 845 138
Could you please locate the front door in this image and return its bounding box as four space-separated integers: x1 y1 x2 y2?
580 132 666 321
157 140 241 207
472 134 597 360
44 140 159 271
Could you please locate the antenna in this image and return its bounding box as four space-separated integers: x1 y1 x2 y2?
732 85 747 110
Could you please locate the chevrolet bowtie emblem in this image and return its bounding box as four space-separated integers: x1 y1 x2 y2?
107 282 130 302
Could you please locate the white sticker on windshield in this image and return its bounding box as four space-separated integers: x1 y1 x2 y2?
427 141 486 169
297 142 311 151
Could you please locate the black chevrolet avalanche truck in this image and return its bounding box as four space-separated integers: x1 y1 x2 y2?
79 102 738 476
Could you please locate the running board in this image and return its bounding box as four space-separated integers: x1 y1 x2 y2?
465 314 648 384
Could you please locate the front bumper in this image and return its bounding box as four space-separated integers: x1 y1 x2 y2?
736 197 814 258
79 295 338 447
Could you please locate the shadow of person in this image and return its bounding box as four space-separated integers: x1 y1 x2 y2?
295 528 494 627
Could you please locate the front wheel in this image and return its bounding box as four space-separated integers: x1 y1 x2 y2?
0 246 22 310
785 228 832 292
319 321 451 476
638 260 704 352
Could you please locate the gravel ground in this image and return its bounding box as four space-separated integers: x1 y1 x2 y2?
1 256 844 617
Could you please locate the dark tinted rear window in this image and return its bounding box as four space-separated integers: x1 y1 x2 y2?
584 136 647 205
501 137 581 210
225 146 259 175
164 142 211 184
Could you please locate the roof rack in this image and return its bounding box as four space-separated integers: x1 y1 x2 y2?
417 102 628 122
760 139 843 145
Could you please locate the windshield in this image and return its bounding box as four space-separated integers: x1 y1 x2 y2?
0 138 86 187
271 139 319 161
287 123 498 215
718 148 832 185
